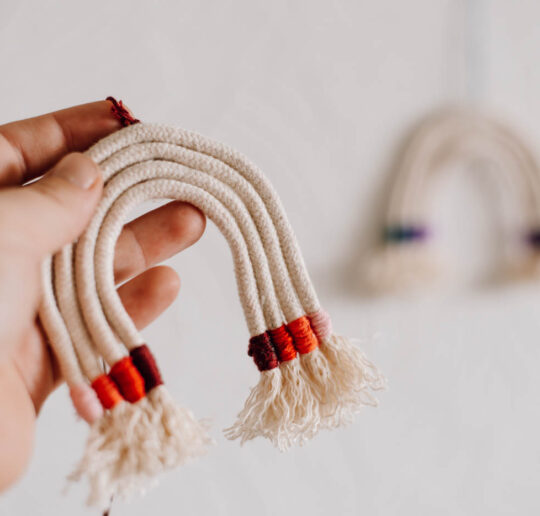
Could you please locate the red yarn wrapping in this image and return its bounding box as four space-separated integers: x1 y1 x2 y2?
106 96 140 127
287 316 319 354
268 325 297 362
109 356 146 403
248 333 279 371
91 374 123 410
130 345 163 392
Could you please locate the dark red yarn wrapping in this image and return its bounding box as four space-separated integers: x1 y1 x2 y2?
248 333 279 371
268 325 297 362
106 96 140 126
130 344 164 392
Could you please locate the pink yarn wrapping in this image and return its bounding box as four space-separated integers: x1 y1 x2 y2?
70 384 104 424
307 309 332 340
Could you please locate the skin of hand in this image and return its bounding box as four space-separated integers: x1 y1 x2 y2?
0 101 206 491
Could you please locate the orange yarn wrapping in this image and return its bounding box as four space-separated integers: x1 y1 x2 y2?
109 357 146 403
91 374 123 410
287 316 319 354
268 325 297 362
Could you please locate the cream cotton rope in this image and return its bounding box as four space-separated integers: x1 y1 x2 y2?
88 123 386 412
91 169 318 447
39 111 385 509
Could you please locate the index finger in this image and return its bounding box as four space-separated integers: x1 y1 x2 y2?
0 100 126 186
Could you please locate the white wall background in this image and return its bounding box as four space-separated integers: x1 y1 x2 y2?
1 1 540 514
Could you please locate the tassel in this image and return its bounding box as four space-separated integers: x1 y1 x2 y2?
224 335 294 448
317 334 386 428
69 401 160 508
268 324 321 447
70 359 188 507
224 368 290 448
298 348 332 404
144 386 213 469
306 310 386 428
128 345 213 467
277 359 320 448
225 332 322 450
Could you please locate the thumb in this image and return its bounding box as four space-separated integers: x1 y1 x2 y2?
0 153 103 257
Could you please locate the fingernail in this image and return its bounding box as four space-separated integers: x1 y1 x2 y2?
52 154 99 190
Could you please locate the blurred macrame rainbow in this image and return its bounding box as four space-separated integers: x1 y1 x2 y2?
366 108 540 292
38 98 386 508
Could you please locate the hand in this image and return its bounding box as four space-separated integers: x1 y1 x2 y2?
0 101 205 490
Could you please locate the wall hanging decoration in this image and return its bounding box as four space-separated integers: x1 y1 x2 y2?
363 0 540 293
38 98 386 509
364 108 540 293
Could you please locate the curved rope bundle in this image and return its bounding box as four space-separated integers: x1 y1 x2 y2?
39 117 385 508
365 108 540 292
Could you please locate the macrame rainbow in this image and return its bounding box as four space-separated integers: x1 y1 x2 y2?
365 108 540 292
39 107 385 508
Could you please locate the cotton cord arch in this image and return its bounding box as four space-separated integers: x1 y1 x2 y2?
365 108 540 292
39 102 385 508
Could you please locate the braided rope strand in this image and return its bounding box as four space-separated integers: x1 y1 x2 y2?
86 124 320 314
